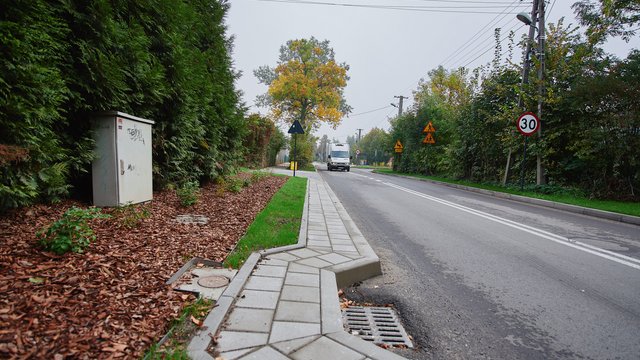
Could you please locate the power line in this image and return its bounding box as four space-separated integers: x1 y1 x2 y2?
258 0 529 14
449 19 521 68
347 105 394 117
547 0 557 18
460 22 524 68
440 0 528 66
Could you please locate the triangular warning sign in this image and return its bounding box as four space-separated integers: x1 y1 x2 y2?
422 121 436 133
287 120 305 134
394 140 404 153
423 132 435 144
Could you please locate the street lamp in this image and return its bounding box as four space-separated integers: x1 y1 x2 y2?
516 12 532 26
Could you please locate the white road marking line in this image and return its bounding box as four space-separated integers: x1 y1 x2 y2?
379 181 640 271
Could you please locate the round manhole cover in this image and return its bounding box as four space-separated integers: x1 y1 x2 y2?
197 275 230 289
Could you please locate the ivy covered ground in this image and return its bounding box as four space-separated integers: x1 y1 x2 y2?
0 175 287 358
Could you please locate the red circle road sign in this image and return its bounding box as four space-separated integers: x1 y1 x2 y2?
517 112 540 136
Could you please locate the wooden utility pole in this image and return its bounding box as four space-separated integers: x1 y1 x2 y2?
502 0 539 185
536 0 546 185
394 95 408 117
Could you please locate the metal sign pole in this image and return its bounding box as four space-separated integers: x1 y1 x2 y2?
293 134 297 177
520 137 528 191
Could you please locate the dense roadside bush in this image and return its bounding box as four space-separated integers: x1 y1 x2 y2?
389 23 639 201
1 0 245 211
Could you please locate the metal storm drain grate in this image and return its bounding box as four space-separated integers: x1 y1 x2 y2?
342 306 413 348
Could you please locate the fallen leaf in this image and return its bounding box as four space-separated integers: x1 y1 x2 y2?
190 315 203 327
28 277 45 284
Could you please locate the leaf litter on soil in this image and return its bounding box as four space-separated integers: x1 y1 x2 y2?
0 175 287 358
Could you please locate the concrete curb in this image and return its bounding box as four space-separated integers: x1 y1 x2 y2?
188 177 312 359
377 172 640 226
187 174 395 359
323 177 382 287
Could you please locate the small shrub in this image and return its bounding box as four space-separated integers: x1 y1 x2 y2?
37 207 109 255
177 181 200 206
113 203 151 228
250 171 270 184
226 177 244 193
214 176 227 197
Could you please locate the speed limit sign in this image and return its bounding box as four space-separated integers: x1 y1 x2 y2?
517 112 540 136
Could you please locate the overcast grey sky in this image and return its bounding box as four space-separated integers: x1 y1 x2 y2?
226 0 639 142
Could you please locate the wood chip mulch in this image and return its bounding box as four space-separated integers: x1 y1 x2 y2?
0 175 287 359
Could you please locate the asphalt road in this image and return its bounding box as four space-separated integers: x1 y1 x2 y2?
318 166 640 360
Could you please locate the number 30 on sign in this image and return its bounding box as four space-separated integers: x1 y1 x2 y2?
517 112 540 136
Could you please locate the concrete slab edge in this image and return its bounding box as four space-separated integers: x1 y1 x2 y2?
376 172 640 226
326 331 408 360
329 257 383 289
260 175 310 256
322 181 380 258
188 176 312 359
320 270 343 334
166 257 223 285
187 252 261 360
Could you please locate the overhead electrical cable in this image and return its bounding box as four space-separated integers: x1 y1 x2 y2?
440 0 528 66
347 105 394 117
460 22 525 68
258 0 529 14
547 0 557 18
449 18 521 68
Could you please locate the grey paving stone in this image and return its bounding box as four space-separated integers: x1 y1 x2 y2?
332 244 358 252
268 253 300 262
307 229 329 236
225 308 273 332
217 331 268 352
260 258 289 267
320 270 342 334
271 335 320 355
317 253 351 265
236 289 279 309
244 276 284 291
307 245 333 253
253 265 287 278
239 346 290 360
296 257 333 269
328 230 350 236
307 234 330 241
307 225 326 231
274 301 320 323
287 248 322 259
288 263 320 274
338 252 363 259
280 285 320 303
326 331 408 360
329 239 353 245
307 239 330 246
330 234 352 240
308 247 330 254
218 348 255 360
285 272 320 287
291 336 364 360
269 321 321 343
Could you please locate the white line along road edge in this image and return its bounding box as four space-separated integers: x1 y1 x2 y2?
349 172 640 271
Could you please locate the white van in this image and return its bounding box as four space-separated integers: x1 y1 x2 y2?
327 143 351 172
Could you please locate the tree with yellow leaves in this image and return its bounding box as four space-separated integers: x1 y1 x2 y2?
254 37 351 132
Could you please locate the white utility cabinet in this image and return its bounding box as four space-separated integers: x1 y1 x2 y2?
92 111 154 207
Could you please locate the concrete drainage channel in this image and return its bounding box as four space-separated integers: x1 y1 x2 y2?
343 306 414 349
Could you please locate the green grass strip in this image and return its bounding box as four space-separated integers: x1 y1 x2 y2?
374 169 640 217
224 176 307 268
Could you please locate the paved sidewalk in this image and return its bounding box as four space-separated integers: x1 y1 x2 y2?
188 170 407 360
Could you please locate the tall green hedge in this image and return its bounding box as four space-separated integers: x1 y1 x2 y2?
1 0 245 211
